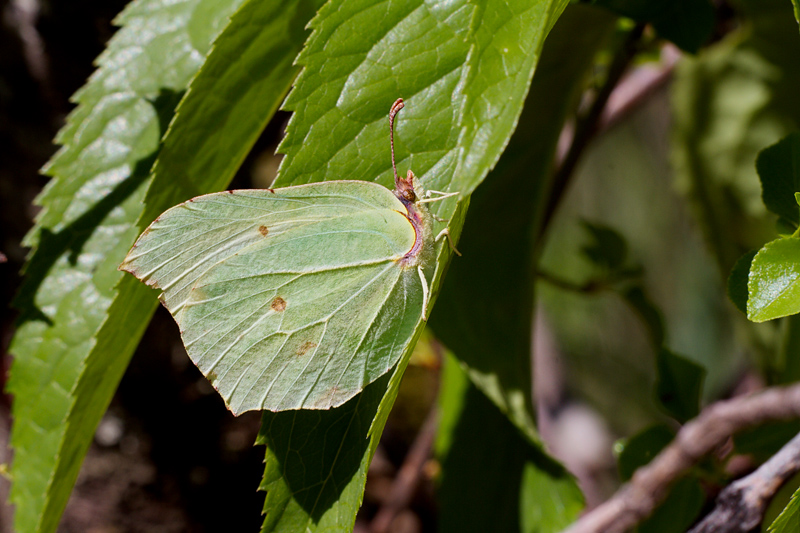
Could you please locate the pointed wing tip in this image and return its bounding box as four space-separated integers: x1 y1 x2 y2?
118 257 135 274
118 263 161 290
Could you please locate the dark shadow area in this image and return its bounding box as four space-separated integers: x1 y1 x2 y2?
114 306 265 532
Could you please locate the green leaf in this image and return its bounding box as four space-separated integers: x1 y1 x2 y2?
429 1 618 441
756 132 800 226
617 424 675 481
581 220 628 271
593 0 714 53
748 236 800 322
655 349 706 422
764 472 800 533
451 0 572 195
140 0 326 221
793 0 800 26
275 0 469 194
121 181 441 413
7 0 314 530
728 250 758 315
436 356 583 533
768 485 800 533
7 0 240 529
275 0 570 200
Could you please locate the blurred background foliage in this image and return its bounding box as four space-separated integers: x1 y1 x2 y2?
540 0 800 434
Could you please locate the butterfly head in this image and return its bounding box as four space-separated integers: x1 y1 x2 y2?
395 169 418 204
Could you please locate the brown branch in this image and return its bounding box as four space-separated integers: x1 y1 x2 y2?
688 430 800 533
369 407 438 533
598 44 680 132
563 384 800 533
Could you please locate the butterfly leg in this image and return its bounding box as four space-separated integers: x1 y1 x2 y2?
418 266 430 320
417 190 459 205
426 189 457 198
435 229 462 256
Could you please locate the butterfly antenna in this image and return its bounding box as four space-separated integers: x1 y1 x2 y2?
389 98 404 188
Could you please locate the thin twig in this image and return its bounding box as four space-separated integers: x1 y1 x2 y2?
598 44 681 132
538 23 646 242
537 269 641 294
563 384 800 533
537 270 602 293
370 407 439 533
688 431 800 533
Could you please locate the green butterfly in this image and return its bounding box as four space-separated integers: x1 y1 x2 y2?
120 99 459 414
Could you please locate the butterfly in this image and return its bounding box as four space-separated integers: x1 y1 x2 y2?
120 99 459 414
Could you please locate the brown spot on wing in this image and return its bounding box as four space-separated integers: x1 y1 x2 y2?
258 225 269 236
296 341 317 356
270 296 286 312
